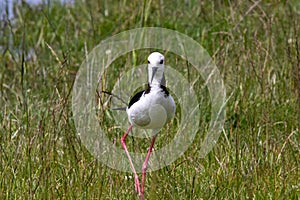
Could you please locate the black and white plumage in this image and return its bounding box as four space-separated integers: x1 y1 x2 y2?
121 52 176 199
126 52 176 131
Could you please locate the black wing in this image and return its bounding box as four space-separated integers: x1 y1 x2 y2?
128 90 145 109
160 85 170 97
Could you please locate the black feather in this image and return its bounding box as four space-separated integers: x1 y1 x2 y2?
128 90 145 109
160 85 169 97
145 83 151 94
128 84 169 109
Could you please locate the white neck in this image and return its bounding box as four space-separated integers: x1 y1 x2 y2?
148 66 165 86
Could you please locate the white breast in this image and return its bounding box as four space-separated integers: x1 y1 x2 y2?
127 88 175 130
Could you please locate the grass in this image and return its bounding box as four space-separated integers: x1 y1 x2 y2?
0 0 299 199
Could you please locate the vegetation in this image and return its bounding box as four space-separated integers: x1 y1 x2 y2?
0 0 299 199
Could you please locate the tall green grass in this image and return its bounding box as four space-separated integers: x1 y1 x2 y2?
0 0 299 199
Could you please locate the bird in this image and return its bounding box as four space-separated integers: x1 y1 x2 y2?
121 52 176 199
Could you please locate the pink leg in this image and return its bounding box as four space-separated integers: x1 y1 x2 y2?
141 135 157 196
121 125 141 195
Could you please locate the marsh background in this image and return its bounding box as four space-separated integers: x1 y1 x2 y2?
0 0 299 199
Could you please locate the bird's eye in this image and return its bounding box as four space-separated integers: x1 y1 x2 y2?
159 60 164 64
148 60 150 64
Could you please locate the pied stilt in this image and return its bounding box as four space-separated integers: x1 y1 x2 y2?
121 52 176 199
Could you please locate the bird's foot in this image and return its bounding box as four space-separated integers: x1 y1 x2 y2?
134 175 141 194
139 193 145 200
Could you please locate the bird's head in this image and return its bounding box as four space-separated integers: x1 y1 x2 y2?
147 52 165 86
